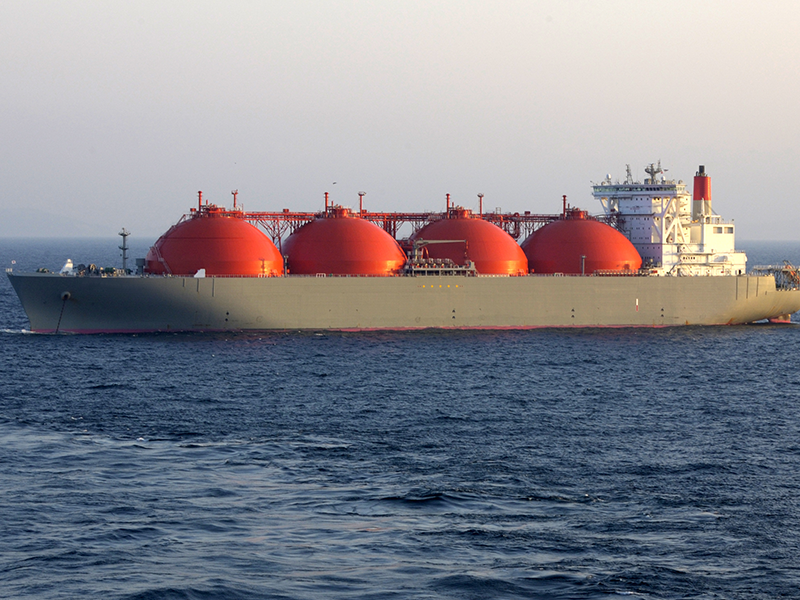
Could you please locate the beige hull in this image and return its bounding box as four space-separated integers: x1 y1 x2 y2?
8 272 800 333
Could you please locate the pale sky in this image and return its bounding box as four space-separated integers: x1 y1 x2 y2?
2 1 799 240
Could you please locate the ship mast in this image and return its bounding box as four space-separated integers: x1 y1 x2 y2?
644 161 663 184
119 228 130 271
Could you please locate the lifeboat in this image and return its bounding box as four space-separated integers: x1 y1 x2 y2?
410 208 527 275
146 205 283 276
283 207 406 275
522 208 641 274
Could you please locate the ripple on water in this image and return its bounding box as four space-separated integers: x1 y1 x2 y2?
1 301 800 599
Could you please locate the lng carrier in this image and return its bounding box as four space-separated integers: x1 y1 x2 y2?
7 164 800 333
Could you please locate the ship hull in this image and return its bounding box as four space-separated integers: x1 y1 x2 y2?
8 272 800 333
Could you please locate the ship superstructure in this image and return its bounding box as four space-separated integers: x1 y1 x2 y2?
593 162 747 276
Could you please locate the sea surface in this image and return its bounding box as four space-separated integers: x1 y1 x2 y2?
2 238 800 600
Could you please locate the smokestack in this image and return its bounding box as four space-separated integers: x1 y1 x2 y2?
693 165 711 220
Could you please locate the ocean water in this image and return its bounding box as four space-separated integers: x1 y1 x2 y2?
2 238 800 599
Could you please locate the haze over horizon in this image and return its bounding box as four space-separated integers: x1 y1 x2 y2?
2 1 799 241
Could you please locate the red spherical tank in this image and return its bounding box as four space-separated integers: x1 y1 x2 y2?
522 209 642 274
283 207 406 275
410 209 528 275
146 206 283 276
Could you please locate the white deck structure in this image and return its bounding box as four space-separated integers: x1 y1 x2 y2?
592 162 747 276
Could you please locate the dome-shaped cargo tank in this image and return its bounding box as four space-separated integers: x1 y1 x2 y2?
283 207 406 275
410 208 527 275
521 208 642 274
146 205 283 277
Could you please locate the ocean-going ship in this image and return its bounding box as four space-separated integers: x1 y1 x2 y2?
7 165 800 333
